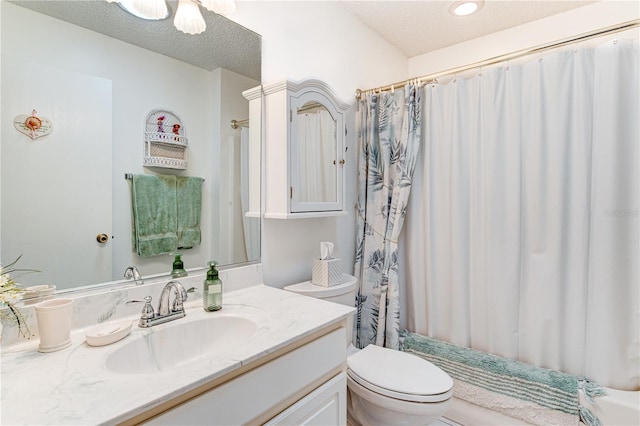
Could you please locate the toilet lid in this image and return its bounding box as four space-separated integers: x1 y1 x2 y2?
347 345 453 403
283 274 357 298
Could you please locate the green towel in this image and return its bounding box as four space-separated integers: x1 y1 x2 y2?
176 176 203 249
132 174 178 257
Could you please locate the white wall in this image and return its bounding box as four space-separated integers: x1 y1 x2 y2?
232 1 408 101
230 1 408 287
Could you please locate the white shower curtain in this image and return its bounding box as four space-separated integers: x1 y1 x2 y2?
297 110 337 202
402 39 639 390
240 127 259 261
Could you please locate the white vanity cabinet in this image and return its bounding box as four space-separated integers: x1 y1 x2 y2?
262 79 350 219
0 280 354 426
142 327 347 425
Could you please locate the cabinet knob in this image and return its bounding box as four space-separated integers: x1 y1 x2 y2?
96 233 109 244
339 159 346 166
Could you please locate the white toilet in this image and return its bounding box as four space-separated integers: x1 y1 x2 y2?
284 274 453 426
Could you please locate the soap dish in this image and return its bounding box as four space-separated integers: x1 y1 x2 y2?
85 320 132 347
22 284 56 299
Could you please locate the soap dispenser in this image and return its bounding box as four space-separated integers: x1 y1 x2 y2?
170 252 188 278
203 261 222 311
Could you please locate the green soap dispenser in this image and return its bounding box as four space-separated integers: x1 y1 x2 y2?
203 261 222 311
170 252 188 278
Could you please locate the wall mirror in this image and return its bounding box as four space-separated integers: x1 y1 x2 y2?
288 85 346 214
294 101 338 205
0 1 261 293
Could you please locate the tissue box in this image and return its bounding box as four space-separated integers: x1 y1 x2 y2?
312 258 343 287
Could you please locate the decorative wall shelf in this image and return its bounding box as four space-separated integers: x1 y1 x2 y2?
143 109 188 170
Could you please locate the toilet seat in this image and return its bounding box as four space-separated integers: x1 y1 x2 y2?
347 344 453 403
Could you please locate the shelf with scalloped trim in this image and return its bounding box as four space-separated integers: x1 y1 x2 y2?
143 109 188 170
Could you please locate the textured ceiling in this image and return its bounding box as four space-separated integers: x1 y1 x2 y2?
9 1 601 77
339 0 600 58
8 0 261 80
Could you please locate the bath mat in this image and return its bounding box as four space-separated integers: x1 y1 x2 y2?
400 331 606 426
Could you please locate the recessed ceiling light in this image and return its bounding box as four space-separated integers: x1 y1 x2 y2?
450 0 484 17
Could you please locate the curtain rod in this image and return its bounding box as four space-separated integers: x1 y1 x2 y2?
355 19 640 100
231 118 249 129
297 101 325 113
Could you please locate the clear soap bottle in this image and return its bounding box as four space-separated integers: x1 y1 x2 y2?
170 252 187 278
203 261 222 311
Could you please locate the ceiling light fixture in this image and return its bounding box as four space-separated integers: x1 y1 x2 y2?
449 0 484 17
118 0 170 20
106 0 237 35
201 0 237 16
174 0 206 34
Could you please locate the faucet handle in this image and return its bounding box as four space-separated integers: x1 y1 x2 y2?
126 296 155 324
172 284 189 312
171 287 196 311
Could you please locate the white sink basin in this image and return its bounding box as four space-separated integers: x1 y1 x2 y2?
105 314 258 374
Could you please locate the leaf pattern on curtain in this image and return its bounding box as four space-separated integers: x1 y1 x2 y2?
354 84 422 349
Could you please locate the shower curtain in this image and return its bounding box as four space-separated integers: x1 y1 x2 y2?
402 39 639 390
240 127 259 260
297 110 337 202
355 85 421 349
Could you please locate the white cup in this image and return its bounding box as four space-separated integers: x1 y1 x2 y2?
34 298 74 353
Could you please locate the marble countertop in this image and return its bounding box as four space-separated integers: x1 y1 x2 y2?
0 284 354 425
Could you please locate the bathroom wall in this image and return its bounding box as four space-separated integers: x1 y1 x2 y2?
230 1 408 287
231 1 408 101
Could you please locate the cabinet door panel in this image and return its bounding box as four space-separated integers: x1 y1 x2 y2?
266 372 347 426
290 91 343 213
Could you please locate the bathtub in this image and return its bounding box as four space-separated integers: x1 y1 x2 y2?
443 388 640 426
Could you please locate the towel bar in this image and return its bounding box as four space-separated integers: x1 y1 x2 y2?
124 173 204 182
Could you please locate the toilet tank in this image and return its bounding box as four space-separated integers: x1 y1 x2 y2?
284 274 358 345
283 274 358 306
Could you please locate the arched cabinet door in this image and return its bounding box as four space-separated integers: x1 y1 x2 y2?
263 79 349 219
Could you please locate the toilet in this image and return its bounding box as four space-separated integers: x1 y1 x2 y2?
284 274 453 426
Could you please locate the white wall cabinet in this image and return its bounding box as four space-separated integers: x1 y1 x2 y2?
263 79 350 219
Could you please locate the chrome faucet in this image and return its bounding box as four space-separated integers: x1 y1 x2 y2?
124 265 144 286
126 280 190 328
158 280 188 316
